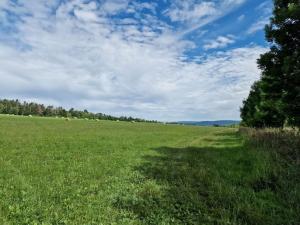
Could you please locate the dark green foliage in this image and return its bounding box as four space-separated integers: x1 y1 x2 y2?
241 0 300 127
240 81 285 127
240 82 264 127
0 99 156 122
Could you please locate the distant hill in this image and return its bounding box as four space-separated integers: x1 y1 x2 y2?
172 120 240 126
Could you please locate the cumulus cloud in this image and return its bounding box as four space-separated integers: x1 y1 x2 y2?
0 0 267 121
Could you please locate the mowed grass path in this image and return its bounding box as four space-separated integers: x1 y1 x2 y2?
0 115 288 225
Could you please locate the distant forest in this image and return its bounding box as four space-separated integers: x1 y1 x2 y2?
0 99 157 123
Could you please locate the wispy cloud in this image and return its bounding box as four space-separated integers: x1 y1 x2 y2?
203 35 235 50
166 1 217 23
246 0 272 35
247 18 269 34
167 0 246 36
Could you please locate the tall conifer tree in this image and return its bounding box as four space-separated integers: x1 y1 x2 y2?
241 0 300 127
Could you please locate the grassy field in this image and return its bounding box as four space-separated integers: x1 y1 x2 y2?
0 115 297 224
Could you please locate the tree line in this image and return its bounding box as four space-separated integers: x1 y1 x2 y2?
0 99 157 123
241 0 300 128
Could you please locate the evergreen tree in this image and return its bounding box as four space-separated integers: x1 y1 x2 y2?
241 0 300 128
263 0 300 127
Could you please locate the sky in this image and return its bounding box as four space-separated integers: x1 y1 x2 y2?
0 0 273 121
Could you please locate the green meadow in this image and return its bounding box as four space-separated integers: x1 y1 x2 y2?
0 115 297 225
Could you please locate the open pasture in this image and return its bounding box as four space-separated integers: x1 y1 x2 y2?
0 115 295 224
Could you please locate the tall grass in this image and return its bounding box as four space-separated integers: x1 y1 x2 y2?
239 127 300 225
239 127 300 163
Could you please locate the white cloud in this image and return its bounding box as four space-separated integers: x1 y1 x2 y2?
102 0 129 15
0 0 9 9
203 35 235 50
0 0 267 121
246 1 272 35
130 2 157 14
166 0 246 36
167 2 217 23
247 18 269 34
74 9 99 22
256 1 273 15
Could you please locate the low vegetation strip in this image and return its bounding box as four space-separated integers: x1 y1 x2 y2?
239 127 300 224
239 127 300 163
0 115 299 224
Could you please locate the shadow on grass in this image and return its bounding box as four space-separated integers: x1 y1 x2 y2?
114 132 286 225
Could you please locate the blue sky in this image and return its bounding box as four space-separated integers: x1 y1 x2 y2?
0 0 273 121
